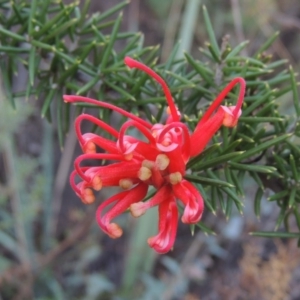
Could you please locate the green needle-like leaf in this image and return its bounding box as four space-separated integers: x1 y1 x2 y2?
288 187 297 209
195 151 244 171
202 5 220 58
289 154 298 181
254 31 279 58
0 26 26 41
196 221 216 235
254 188 264 220
231 134 291 162
28 46 36 86
228 162 277 174
76 75 100 96
41 87 56 118
184 174 234 188
289 66 300 117
250 231 300 238
184 52 214 84
100 13 123 71
224 41 249 60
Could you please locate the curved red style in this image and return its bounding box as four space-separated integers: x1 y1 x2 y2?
64 57 246 254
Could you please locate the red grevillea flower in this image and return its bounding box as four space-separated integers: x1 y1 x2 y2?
63 57 246 254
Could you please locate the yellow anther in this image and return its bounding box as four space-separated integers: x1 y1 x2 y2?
83 188 95 204
92 176 102 191
119 178 133 190
138 166 152 181
169 172 182 185
155 154 170 171
130 202 146 217
142 160 155 169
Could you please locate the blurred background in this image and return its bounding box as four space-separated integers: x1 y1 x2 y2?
1 0 300 299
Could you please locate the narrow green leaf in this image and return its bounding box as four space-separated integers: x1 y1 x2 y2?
28 0 38 35
289 66 300 117
0 26 26 41
255 100 276 117
268 190 289 202
0 61 15 108
165 70 195 86
117 33 142 59
104 80 135 101
267 73 290 86
100 13 123 70
11 1 24 23
202 5 220 57
40 0 51 19
228 162 277 174
237 133 254 143
210 186 218 213
29 47 36 86
254 188 264 219
43 18 79 41
187 143 221 169
41 87 56 118
254 31 279 58
273 153 289 178
289 154 298 181
231 134 291 162
288 187 297 209
224 41 249 60
221 186 243 214
196 184 215 214
225 197 233 220
294 208 300 231
165 41 181 70
195 221 216 235
78 0 91 27
76 75 100 96
286 142 300 160
230 169 244 195
242 91 273 116
184 174 234 188
267 59 288 69
275 207 286 230
217 187 225 213
195 151 244 171
0 46 29 54
223 139 242 154
240 116 284 123
57 62 80 84
250 231 300 238
98 0 129 23
228 57 266 69
206 42 221 63
33 6 75 38
184 52 214 84
249 171 264 190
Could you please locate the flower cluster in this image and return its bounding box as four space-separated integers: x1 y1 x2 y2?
64 57 246 253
